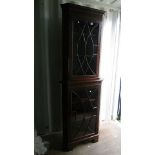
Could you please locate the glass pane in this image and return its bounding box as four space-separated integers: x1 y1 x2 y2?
71 86 98 140
73 20 99 75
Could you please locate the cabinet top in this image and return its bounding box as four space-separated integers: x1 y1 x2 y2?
61 3 105 15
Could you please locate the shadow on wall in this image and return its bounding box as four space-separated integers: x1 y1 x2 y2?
34 0 62 135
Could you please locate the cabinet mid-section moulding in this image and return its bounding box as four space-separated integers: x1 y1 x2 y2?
61 3 105 151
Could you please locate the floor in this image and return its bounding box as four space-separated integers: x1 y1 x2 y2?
48 120 121 155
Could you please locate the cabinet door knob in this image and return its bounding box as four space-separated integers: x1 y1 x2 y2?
93 107 97 110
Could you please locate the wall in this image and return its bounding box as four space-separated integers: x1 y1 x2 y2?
34 0 62 134
34 0 50 134
48 0 62 132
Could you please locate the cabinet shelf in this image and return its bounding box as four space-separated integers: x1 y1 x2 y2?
72 113 97 122
72 98 96 103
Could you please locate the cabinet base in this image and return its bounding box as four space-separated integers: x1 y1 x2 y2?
91 136 99 143
63 145 74 152
63 134 99 151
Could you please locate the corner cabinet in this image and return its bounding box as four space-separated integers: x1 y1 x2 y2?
61 3 104 151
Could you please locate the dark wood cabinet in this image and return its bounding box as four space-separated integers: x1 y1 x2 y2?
61 3 104 151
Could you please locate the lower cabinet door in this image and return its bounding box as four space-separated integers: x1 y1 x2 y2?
70 84 100 140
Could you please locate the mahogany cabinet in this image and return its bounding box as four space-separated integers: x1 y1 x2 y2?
61 3 104 151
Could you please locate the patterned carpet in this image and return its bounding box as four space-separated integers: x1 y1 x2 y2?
48 120 121 155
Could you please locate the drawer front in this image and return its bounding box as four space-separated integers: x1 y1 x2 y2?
70 84 100 140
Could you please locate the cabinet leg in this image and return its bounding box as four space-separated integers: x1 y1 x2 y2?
91 137 99 143
63 145 74 151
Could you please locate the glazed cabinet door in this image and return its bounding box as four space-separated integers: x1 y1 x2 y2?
70 14 103 80
70 84 101 140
